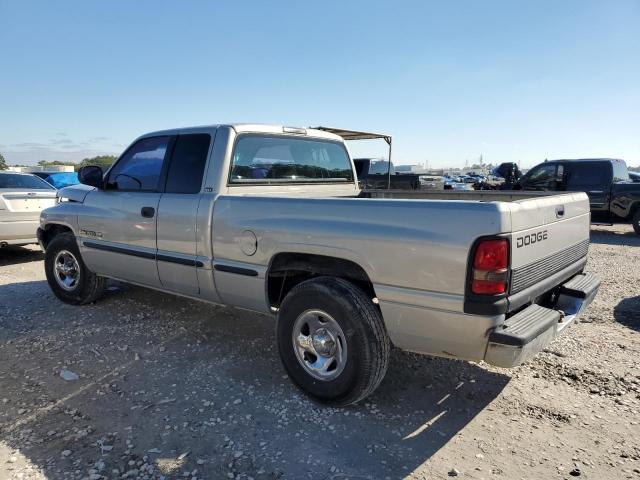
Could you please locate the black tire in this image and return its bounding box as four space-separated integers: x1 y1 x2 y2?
633 210 640 235
276 276 390 406
44 232 106 305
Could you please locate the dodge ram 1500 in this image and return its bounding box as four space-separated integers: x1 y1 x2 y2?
38 124 600 405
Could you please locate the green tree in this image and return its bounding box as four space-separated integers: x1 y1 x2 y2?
77 155 118 171
0 152 7 171
37 160 76 167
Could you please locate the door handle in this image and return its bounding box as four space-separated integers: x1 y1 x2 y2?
141 207 155 218
555 205 565 218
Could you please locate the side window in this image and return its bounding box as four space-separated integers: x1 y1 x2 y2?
565 162 611 188
165 134 211 194
107 136 171 191
523 163 558 190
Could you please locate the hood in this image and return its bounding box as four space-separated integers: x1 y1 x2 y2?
57 184 95 203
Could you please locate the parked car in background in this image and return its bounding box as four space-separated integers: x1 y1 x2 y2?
513 158 640 234
38 123 599 406
354 158 420 190
443 176 474 190
32 171 80 189
629 171 640 183
0 171 57 247
418 175 445 190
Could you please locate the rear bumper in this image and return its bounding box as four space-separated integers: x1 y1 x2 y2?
484 272 600 367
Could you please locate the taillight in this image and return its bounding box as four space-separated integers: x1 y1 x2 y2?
471 239 509 295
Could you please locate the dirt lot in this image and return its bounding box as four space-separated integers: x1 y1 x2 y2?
0 225 638 480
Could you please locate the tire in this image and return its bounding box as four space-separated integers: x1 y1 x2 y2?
44 232 106 305
633 210 640 235
276 276 390 406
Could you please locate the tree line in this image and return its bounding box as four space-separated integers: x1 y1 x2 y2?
0 154 118 172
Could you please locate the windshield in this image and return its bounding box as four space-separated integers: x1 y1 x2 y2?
230 135 354 184
0 173 55 190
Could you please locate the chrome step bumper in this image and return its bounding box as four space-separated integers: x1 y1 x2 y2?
484 273 600 368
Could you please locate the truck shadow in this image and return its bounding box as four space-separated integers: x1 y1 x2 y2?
613 295 640 332
0 246 43 267
589 227 640 246
0 281 510 479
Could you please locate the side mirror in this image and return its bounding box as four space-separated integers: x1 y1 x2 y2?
78 166 104 189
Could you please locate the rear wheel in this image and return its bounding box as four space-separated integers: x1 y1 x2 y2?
276 276 390 406
632 210 640 235
45 233 105 305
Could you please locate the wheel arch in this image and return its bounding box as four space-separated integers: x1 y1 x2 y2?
39 223 75 250
266 252 377 309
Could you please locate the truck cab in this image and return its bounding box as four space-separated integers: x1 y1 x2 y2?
515 158 640 233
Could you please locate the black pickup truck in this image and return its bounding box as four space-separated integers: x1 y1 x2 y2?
353 158 420 190
514 158 640 234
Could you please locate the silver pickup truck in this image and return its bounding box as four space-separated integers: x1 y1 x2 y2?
38 124 600 406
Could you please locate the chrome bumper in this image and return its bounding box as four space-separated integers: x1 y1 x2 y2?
484 272 600 368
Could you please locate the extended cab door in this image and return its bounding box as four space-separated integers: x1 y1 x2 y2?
563 161 612 221
155 133 212 294
78 136 172 287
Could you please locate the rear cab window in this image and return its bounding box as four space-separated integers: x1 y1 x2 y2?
229 135 354 185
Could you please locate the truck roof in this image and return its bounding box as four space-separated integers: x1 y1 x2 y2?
548 158 625 164
138 124 344 142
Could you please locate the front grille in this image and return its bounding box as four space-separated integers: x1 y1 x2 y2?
510 239 589 294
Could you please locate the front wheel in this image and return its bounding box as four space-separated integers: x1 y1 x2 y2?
44 232 106 305
632 210 640 235
276 277 390 406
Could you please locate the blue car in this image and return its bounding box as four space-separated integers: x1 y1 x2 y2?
32 171 80 189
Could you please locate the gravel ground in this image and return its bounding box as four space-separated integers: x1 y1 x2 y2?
0 224 638 480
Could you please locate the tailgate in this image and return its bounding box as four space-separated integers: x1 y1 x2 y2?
507 192 591 296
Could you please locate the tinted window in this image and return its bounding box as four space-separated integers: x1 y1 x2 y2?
522 163 558 190
230 135 353 184
165 134 211 194
565 162 611 188
368 160 394 175
353 159 368 177
0 173 55 189
612 160 629 182
108 136 170 191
